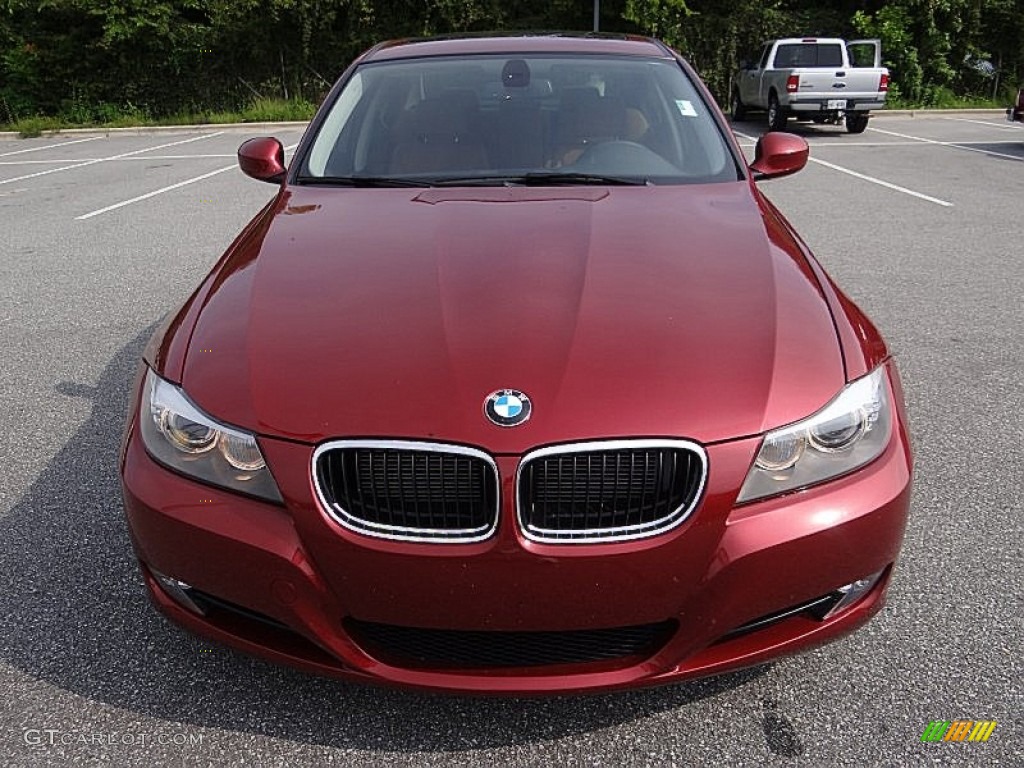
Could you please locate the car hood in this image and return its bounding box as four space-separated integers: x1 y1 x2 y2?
181 183 844 452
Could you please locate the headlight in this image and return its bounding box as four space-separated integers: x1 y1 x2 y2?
138 368 283 502
737 366 892 503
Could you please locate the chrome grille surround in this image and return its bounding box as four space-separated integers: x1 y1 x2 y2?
516 439 708 544
312 439 499 543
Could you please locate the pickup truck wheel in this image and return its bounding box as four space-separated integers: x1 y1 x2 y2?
730 90 746 121
767 95 788 131
846 112 870 134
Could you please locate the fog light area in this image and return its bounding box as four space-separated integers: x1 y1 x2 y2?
822 569 885 619
150 566 206 616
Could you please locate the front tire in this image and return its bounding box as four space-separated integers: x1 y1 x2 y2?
730 89 747 121
767 94 788 131
846 112 870 134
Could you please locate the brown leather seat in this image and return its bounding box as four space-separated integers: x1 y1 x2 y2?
389 91 489 175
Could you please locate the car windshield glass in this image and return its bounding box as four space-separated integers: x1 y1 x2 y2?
299 53 740 186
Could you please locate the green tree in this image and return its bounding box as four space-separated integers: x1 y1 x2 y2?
2 0 1022 123
853 5 924 103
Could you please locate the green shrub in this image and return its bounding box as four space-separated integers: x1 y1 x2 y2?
10 115 63 138
240 97 316 123
96 102 149 126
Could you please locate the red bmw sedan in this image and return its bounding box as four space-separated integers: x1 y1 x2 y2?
120 34 912 694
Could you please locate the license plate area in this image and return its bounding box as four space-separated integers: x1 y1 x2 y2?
825 99 846 110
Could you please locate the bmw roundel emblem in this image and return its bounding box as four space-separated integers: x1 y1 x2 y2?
484 389 532 427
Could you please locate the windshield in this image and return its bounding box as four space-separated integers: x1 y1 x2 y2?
299 53 740 186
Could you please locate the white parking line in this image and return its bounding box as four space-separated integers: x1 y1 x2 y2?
76 165 238 219
0 153 237 166
0 159 100 165
0 136 102 157
807 157 953 206
76 143 299 220
732 130 762 142
811 139 1024 147
868 126 1024 162
0 133 224 186
810 140 930 147
941 116 1018 130
121 153 237 160
734 140 935 148
732 129 953 206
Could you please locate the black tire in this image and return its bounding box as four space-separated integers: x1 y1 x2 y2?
846 112 870 134
767 94 788 131
730 89 746 121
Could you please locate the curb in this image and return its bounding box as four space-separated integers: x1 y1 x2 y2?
0 107 1007 140
0 121 309 141
0 109 1012 141
874 108 1007 117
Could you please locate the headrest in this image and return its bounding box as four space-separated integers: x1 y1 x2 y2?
557 88 626 141
395 90 480 141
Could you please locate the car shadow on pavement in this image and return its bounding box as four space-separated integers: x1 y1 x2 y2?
729 118 853 138
0 329 768 752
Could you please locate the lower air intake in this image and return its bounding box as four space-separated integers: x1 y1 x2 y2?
346 619 677 669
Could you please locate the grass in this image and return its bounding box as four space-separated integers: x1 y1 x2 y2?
3 91 1013 138
888 95 1010 110
240 96 317 122
2 97 317 138
6 115 64 138
885 82 1016 110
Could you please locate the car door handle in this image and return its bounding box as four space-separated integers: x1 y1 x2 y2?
835 71 846 77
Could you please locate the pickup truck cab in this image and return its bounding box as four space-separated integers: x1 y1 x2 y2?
733 38 888 133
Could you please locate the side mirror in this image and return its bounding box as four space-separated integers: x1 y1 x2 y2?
739 59 752 71
749 132 809 180
238 137 286 183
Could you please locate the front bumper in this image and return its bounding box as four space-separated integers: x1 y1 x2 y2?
120 373 912 695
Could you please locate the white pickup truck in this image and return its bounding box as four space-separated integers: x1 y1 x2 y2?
731 38 888 134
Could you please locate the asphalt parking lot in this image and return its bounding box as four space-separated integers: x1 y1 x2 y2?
1 114 1021 766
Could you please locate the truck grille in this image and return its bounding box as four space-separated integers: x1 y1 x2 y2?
345 618 677 669
517 440 707 542
313 440 499 542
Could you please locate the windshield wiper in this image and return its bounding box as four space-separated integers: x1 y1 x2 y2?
296 175 434 188
298 172 650 188
430 172 650 187
520 171 650 186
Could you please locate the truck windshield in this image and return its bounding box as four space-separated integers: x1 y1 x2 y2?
299 53 741 186
775 44 844 68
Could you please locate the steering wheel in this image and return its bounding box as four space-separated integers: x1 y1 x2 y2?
575 140 680 177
